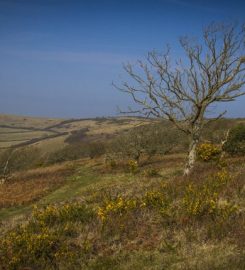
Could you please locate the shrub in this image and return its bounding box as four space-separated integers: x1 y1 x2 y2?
0 202 96 269
86 141 106 159
127 159 139 174
107 122 188 162
97 196 138 222
197 143 221 161
223 124 245 156
45 141 106 165
142 190 169 209
45 144 83 164
32 202 95 226
201 118 235 143
182 181 238 221
183 183 219 218
211 169 232 189
0 226 80 270
64 128 88 143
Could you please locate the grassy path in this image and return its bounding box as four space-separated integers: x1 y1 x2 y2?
0 158 183 221
0 167 100 221
39 168 99 205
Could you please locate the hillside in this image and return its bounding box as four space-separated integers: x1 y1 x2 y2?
0 115 244 269
0 114 151 152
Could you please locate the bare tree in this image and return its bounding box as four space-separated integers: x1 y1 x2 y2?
114 23 245 175
0 149 16 184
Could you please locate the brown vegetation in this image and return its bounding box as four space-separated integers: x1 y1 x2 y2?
0 163 74 208
0 116 244 269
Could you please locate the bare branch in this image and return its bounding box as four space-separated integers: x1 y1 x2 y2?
114 22 245 174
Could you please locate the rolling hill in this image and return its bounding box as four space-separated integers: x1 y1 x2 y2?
0 114 244 269
0 114 151 153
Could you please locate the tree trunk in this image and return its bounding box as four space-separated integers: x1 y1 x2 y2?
184 135 199 176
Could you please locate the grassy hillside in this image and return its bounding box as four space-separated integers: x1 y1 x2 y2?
0 114 151 151
0 115 244 269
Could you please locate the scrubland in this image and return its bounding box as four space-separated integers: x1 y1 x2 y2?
0 116 244 270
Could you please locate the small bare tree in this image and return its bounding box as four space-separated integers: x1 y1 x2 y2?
114 23 245 175
0 149 16 184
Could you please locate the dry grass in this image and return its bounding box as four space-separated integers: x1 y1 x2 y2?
34 134 69 153
0 153 244 269
0 163 74 208
0 114 244 269
0 114 150 151
0 130 53 141
0 114 62 129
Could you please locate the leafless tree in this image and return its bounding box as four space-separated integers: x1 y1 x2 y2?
114 23 245 175
0 149 16 184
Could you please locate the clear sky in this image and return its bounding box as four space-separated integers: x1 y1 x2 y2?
0 0 244 118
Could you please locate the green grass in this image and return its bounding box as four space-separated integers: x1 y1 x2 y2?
0 167 101 221
0 205 32 220
0 156 245 270
39 168 100 204
0 163 179 221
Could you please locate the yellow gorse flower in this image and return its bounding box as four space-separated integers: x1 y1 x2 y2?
97 196 138 222
197 143 221 161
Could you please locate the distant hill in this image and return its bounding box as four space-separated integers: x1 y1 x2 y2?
0 114 151 152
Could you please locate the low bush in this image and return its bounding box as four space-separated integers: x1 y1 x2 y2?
0 162 243 270
197 143 221 161
107 122 188 162
0 202 96 269
97 196 138 222
45 141 106 165
223 124 245 156
0 225 81 270
32 202 95 226
182 172 237 222
142 190 168 209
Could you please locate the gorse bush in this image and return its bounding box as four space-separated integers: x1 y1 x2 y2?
142 190 168 209
0 202 95 269
0 164 243 270
211 169 232 188
97 196 138 222
0 227 60 269
197 143 221 161
182 169 237 222
97 189 170 223
0 225 81 270
223 124 245 156
32 202 95 226
183 183 219 218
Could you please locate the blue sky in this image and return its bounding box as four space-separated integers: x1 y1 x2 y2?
0 0 244 118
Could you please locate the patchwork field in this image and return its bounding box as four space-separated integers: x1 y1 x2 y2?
0 114 151 151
